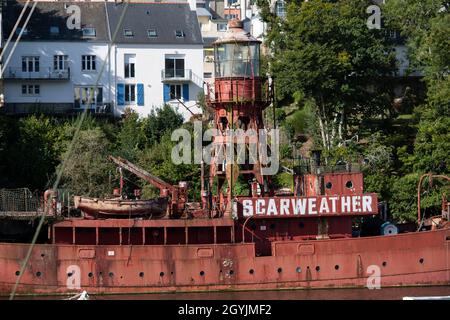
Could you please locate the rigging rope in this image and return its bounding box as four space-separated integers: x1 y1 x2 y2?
9 0 132 300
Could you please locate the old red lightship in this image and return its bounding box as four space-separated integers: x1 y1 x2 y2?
0 21 449 296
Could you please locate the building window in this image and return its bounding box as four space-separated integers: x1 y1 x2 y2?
74 86 103 108
50 26 60 35
170 84 182 100
21 84 40 95
124 29 134 37
54 55 68 70
147 29 157 38
16 27 29 36
217 23 228 32
124 54 136 78
82 55 96 71
275 0 286 18
204 72 212 79
225 0 238 8
82 27 96 38
125 84 136 104
165 57 185 78
175 30 185 38
22 56 39 72
225 14 237 20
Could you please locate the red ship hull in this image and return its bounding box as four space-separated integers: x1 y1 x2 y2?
1 227 449 296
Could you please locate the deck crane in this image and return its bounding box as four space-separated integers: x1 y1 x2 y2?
108 155 187 218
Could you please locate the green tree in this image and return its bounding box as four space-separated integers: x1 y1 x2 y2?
259 0 396 151
59 128 114 197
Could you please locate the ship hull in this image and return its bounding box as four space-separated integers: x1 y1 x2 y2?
0 228 449 296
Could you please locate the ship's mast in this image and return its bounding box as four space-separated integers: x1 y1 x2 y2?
207 20 272 217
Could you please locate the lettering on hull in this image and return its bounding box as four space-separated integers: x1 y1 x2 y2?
237 194 378 218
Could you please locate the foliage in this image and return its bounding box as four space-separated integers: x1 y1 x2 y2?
59 128 114 197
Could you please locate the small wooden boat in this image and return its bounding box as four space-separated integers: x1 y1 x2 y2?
73 196 168 219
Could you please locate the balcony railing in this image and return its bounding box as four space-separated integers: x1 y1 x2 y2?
161 69 192 82
2 67 71 80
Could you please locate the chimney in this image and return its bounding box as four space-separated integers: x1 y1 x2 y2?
188 0 196 11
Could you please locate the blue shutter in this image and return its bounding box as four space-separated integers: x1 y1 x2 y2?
137 83 144 106
163 84 171 102
182 83 189 101
117 83 125 105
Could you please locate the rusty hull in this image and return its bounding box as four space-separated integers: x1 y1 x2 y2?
0 227 449 295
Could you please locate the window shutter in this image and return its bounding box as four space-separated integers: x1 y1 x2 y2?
182 84 189 101
163 84 171 102
117 83 125 105
137 83 144 106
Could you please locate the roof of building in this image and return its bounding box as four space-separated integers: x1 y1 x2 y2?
106 3 203 45
2 1 109 41
196 7 212 17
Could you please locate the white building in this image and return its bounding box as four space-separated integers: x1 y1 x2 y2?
1 1 204 120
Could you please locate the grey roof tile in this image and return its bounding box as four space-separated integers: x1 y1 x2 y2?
2 1 109 42
106 3 203 45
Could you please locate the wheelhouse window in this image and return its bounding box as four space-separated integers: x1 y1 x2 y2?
125 84 136 104
165 56 185 78
54 55 68 70
22 56 39 72
82 55 96 71
22 84 40 95
124 54 136 78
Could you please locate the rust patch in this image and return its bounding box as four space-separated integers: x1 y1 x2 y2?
298 244 314 255
197 248 214 258
78 249 95 259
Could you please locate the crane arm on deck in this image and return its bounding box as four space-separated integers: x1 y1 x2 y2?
108 155 174 192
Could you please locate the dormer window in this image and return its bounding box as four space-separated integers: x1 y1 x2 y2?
147 29 157 38
124 29 134 37
175 30 185 38
50 26 60 35
16 27 29 36
82 27 96 38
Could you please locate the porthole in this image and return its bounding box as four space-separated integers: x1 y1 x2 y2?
325 182 332 189
88 272 93 278
229 270 234 275
67 272 73 277
15 271 20 276
36 271 42 277
345 181 353 189
382 261 387 267
249 269 254 274
334 265 339 270
296 267 302 273
109 272 114 277
170 271 174 275
277 267 282 273
160 272 165 277
200 271 205 276
419 258 424 264
40 253 45 258
315 266 320 272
